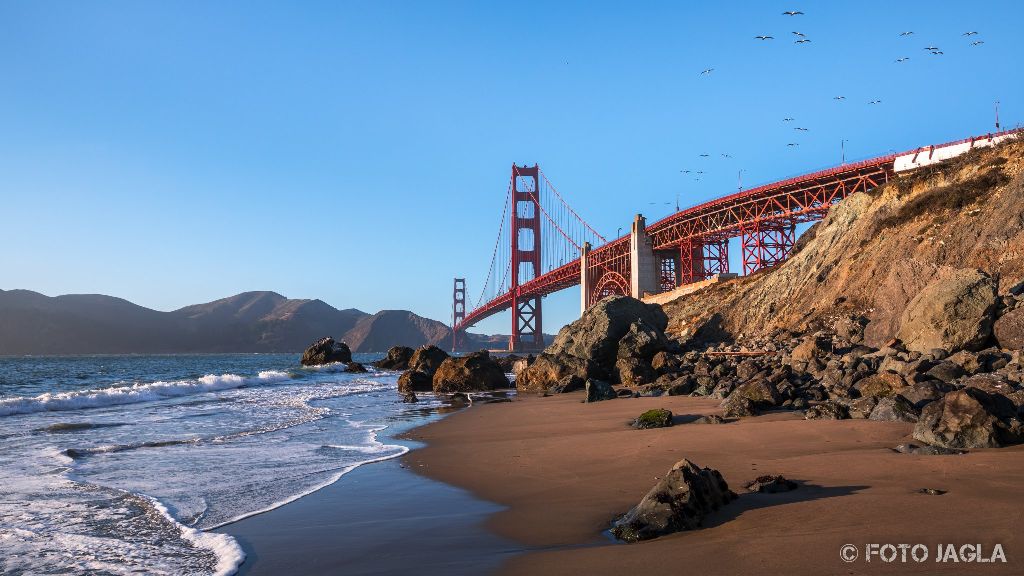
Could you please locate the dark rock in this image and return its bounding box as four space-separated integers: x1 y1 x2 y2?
925 361 966 383
373 346 414 370
584 379 616 403
918 488 947 495
617 319 669 360
397 370 433 394
893 443 965 455
994 306 1024 350
868 394 920 422
913 388 1024 449
665 375 696 396
300 337 352 366
895 381 953 409
735 359 763 381
790 332 832 363
610 459 736 542
632 408 673 429
722 395 757 418
616 388 638 398
401 392 418 403
491 354 525 373
651 351 682 374
745 475 798 493
408 345 449 375
961 373 1017 398
615 357 657 386
846 396 878 419
345 362 368 373
432 351 510 394
693 415 727 424
834 315 869 344
728 376 781 408
804 401 850 420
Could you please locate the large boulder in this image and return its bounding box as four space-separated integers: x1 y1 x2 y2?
397 345 450 393
913 388 1024 449
615 357 657 386
994 306 1024 350
432 351 510 394
632 408 673 429
373 346 414 370
868 395 920 423
546 296 667 374
617 319 669 360
611 459 736 542
728 376 781 409
585 379 616 403
517 353 599 394
301 337 352 366
896 269 998 354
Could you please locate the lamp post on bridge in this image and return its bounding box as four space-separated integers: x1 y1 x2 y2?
995 100 1001 131
737 169 744 192
841 139 848 165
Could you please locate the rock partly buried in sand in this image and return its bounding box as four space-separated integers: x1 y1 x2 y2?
912 388 1024 449
745 475 798 493
804 401 850 420
918 488 948 495
397 345 450 394
611 459 736 542
868 394 920 423
632 409 673 429
893 443 966 456
693 415 727 425
432 350 510 394
300 337 352 366
374 346 414 370
584 379 616 403
895 268 998 354
721 394 757 418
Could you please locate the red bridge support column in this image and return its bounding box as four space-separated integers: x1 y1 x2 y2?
510 164 544 352
679 239 706 285
452 278 465 352
741 221 795 275
703 239 729 276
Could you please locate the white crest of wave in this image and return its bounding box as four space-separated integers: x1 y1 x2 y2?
0 371 294 417
146 496 245 576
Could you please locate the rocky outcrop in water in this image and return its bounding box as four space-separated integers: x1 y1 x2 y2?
300 337 352 366
398 345 449 393
432 351 510 394
373 346 414 370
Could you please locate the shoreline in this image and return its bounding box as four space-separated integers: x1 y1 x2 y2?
216 401 521 575
405 392 1024 575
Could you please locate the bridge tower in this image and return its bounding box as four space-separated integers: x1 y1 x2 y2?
741 221 795 275
510 164 544 351
451 278 466 352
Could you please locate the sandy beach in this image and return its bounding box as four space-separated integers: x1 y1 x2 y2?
405 393 1024 575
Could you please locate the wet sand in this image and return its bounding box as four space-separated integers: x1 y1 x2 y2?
405 393 1024 575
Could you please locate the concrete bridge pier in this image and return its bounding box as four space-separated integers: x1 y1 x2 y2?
630 214 659 299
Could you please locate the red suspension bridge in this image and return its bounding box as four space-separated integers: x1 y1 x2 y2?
452 129 1023 352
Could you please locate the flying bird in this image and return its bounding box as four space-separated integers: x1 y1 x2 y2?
755 35 774 40
895 57 910 62
680 170 691 174
833 96 846 100
971 41 985 46
931 50 944 55
869 100 882 104
792 31 805 37
924 46 940 51
701 68 714 75
787 143 800 147
963 31 979 36
899 31 914 36
794 127 809 131
795 39 812 44
783 117 795 122
696 171 705 175
699 153 710 157
782 11 804 16
721 153 732 158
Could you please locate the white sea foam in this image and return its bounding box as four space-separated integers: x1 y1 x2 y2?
146 496 245 576
0 371 294 417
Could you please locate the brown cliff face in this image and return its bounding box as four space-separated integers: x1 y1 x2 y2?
662 139 1024 347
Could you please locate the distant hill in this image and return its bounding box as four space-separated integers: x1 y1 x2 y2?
0 289 523 355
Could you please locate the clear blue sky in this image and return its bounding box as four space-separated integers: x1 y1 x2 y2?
1 1 1021 335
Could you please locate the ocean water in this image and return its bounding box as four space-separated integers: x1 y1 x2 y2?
0 353 461 575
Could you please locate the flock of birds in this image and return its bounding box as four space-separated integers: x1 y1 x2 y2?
678 9 992 190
